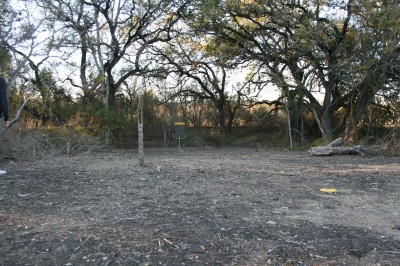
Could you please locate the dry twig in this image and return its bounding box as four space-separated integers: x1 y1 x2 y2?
0 91 28 137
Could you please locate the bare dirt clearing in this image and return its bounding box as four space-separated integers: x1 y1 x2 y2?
1 148 400 265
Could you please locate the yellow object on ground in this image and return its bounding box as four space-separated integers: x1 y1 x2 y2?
320 188 337 193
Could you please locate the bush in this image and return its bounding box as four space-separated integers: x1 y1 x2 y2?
380 127 400 156
0 125 110 160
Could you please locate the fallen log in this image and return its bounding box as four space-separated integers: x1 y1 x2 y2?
309 144 365 156
328 137 344 147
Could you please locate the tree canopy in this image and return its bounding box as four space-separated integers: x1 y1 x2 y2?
1 0 399 145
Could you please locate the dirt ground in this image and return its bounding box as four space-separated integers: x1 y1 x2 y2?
0 147 399 265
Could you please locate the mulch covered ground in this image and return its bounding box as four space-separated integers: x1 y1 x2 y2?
1 148 399 265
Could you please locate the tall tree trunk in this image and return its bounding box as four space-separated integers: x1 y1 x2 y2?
216 100 226 134
93 8 107 107
104 80 118 109
162 123 167 148
343 58 393 143
104 79 111 109
300 115 306 145
284 101 293 149
312 107 334 142
137 92 144 166
321 109 334 141
79 30 90 104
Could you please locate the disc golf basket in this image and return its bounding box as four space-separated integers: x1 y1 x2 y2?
173 122 186 150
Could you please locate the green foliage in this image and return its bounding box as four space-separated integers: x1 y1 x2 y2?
0 46 12 75
197 132 260 148
310 138 330 147
91 108 130 139
142 90 162 127
202 134 227 147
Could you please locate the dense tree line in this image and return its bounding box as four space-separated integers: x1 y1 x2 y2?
1 0 399 146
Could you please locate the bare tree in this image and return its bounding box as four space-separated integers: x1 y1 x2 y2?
153 31 244 133
1 0 54 128
83 0 187 108
36 0 97 104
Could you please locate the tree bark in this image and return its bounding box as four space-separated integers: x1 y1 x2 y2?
309 138 364 156
137 92 144 166
328 137 344 147
308 145 365 156
284 101 293 149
